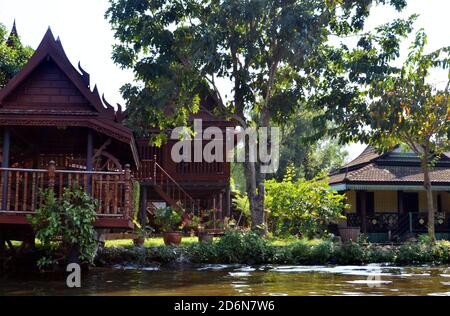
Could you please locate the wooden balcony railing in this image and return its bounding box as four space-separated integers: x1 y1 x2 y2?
134 159 199 214
0 162 133 220
175 161 224 175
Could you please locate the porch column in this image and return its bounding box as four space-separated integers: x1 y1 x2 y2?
225 184 231 218
139 184 148 225
2 127 10 210
86 129 93 193
218 192 223 219
397 190 404 214
358 190 367 233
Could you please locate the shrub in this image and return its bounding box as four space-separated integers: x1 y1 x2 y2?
396 242 432 264
366 245 396 263
431 240 450 264
310 240 334 264
29 188 98 269
288 241 312 264
215 230 276 264
187 240 220 263
187 230 276 264
335 241 367 264
265 170 346 238
149 246 182 263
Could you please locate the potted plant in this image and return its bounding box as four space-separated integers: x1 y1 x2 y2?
197 223 212 243
186 214 201 235
133 221 152 246
154 206 183 246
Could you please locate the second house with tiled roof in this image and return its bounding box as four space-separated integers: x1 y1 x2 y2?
329 145 450 242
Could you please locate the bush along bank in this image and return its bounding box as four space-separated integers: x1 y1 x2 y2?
95 230 450 267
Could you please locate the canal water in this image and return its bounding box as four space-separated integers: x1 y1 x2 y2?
1 265 450 295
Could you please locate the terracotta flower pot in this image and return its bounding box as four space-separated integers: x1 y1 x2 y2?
133 237 145 247
198 232 212 243
339 227 361 242
163 232 183 246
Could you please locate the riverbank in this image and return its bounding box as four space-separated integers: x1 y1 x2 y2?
96 231 450 267
3 231 450 272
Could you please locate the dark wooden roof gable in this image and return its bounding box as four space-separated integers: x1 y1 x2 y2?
0 27 124 122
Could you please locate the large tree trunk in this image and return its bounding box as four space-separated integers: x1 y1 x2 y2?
422 158 435 241
244 160 266 235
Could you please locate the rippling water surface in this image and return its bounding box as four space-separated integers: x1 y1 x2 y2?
2 265 450 296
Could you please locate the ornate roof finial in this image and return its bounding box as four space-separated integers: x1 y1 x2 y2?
115 103 127 123
78 62 90 88
101 93 116 119
101 93 114 111
6 19 19 47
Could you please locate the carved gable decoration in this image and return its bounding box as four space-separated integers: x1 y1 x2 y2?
2 58 92 113
0 28 122 121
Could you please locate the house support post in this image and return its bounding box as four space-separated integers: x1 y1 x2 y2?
1 127 10 210
397 190 404 214
86 129 93 194
359 190 367 234
219 192 223 220
225 184 231 218
409 212 413 233
124 164 132 219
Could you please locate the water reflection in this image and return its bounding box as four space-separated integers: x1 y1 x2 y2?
1 265 450 296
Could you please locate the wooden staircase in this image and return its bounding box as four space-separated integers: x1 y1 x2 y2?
135 160 199 216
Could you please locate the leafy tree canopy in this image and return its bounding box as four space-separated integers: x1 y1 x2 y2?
318 27 450 239
106 0 408 135
0 23 34 88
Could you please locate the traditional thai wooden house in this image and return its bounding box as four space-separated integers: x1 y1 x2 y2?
134 102 232 222
0 26 232 242
329 145 450 241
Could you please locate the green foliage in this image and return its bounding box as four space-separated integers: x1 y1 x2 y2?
431 240 450 264
231 190 250 226
106 0 407 134
98 234 450 266
265 174 346 238
335 241 367 264
188 230 276 264
396 242 433 265
153 206 182 232
359 30 450 157
0 23 34 88
132 180 140 221
97 245 182 266
276 113 348 180
28 188 98 268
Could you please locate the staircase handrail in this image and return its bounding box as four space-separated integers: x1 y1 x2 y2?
153 160 198 213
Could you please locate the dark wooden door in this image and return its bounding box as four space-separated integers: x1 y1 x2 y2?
356 191 375 215
403 192 419 213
